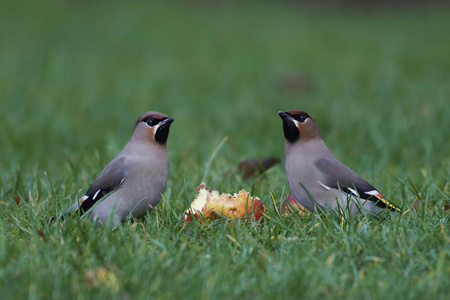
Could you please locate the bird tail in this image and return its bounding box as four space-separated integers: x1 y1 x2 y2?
48 199 85 223
374 193 401 212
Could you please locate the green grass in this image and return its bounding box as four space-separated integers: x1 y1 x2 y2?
1 0 449 299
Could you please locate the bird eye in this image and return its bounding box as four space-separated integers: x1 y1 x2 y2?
297 114 308 123
143 117 159 127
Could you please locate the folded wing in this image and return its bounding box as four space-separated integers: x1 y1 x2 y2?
315 158 399 211
69 156 128 216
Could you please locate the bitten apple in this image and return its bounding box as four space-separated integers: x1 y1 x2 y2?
184 183 265 222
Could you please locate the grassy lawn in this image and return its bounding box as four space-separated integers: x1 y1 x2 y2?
1 0 449 299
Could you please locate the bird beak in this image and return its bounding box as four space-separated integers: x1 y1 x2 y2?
162 117 174 125
154 117 174 132
278 111 293 121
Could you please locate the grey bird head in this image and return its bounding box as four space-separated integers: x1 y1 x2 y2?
134 111 174 145
278 110 320 143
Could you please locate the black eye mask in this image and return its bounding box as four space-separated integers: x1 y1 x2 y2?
142 117 166 127
293 113 309 123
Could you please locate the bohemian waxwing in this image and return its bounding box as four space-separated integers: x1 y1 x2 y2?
278 110 399 215
64 111 174 225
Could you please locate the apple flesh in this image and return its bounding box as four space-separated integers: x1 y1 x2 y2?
185 183 265 222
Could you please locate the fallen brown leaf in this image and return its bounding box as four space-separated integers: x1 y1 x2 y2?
238 157 279 179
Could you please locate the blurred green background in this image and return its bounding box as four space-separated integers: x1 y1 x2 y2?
1 1 449 184
0 0 449 298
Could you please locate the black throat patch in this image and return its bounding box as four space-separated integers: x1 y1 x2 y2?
155 124 171 145
283 120 300 143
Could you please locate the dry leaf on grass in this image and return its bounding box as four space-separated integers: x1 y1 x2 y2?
238 157 279 179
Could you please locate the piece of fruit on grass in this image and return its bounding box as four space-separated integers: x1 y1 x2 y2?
184 183 265 222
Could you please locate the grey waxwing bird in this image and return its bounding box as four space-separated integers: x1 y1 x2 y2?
278 110 399 215
65 111 174 225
